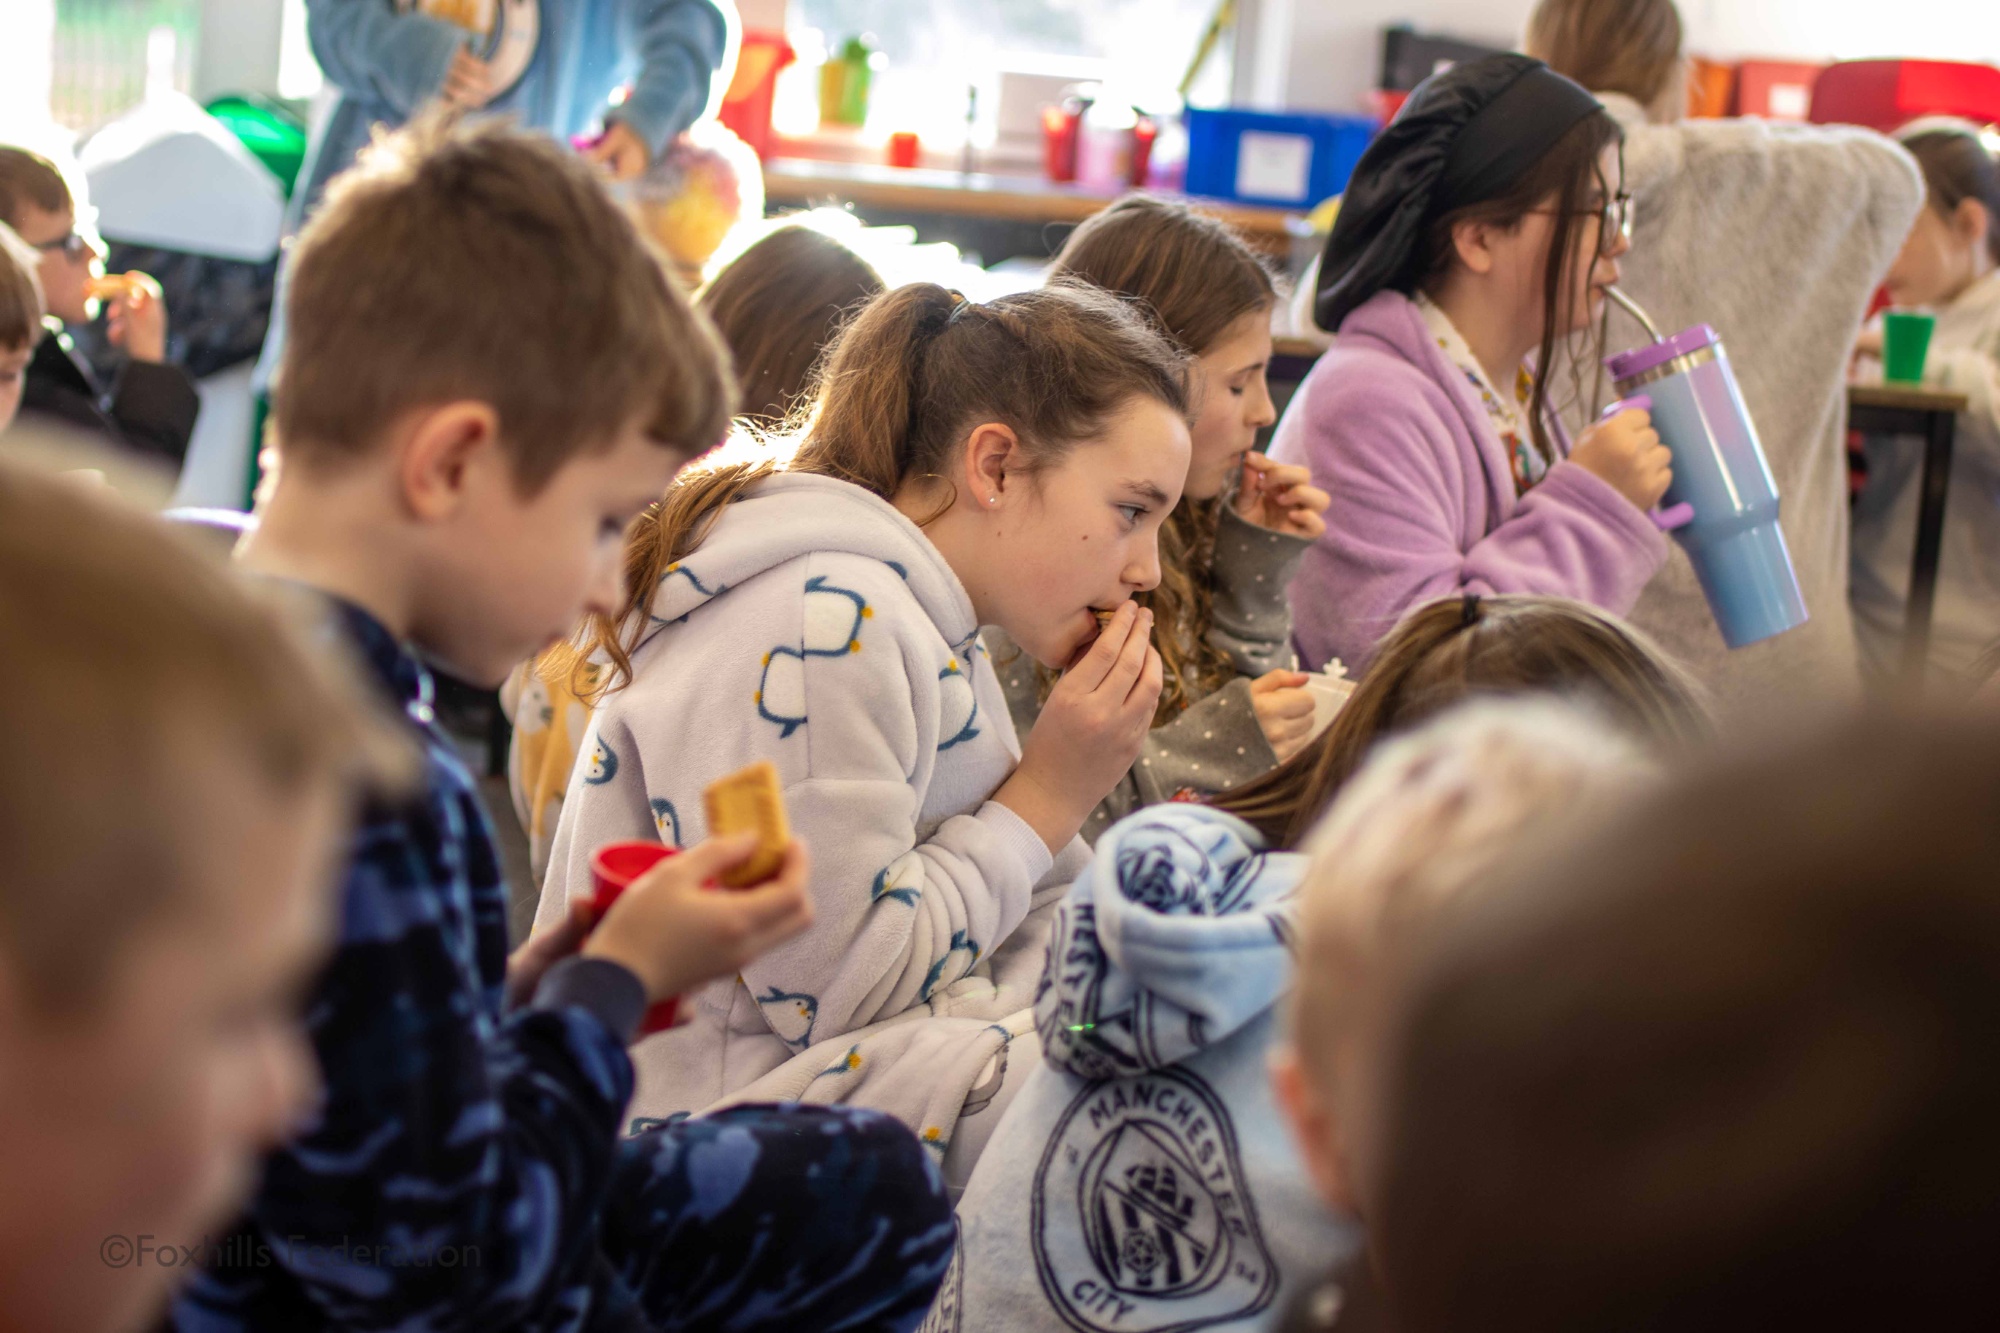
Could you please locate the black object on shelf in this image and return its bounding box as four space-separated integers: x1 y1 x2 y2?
1380 25 1508 92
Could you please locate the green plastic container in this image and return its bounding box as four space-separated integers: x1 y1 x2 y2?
818 36 880 128
1882 309 1937 385
206 94 309 197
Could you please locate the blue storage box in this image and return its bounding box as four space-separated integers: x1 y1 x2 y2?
1184 108 1376 208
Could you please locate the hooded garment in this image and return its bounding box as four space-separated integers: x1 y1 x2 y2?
927 804 1358 1333
539 471 1089 1158
1584 93 1922 712
1271 289 1667 671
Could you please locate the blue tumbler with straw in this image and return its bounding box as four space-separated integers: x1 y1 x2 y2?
1602 288 1808 650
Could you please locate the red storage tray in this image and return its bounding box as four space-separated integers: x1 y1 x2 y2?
1734 60 1824 121
1810 59 2000 132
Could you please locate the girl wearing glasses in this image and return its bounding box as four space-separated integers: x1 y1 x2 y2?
1273 54 1670 672
1527 0 1923 709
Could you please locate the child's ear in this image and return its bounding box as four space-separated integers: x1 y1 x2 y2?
960 421 1024 509
1955 198 1992 253
1272 1044 1358 1215
1450 217 1498 277
398 401 503 521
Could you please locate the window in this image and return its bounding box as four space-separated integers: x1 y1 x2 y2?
782 0 1235 149
793 0 1225 79
49 0 198 132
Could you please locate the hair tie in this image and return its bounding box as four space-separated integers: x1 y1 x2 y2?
1460 593 1482 628
946 290 973 324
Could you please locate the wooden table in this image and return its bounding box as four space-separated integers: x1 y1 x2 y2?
761 157 1305 258
1848 382 1971 678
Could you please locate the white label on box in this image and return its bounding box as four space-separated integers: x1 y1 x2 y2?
1769 83 1810 120
1235 131 1313 202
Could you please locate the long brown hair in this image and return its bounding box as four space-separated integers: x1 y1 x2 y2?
1900 121 2000 266
1526 0 1684 110
565 281 1192 697
696 226 884 426
1211 594 1706 846
1417 111 1623 468
1049 195 1278 719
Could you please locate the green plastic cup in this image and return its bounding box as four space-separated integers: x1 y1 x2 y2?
1882 310 1937 385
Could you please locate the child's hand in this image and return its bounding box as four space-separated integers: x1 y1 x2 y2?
583 121 652 181
1854 327 1885 360
1571 406 1673 513
582 836 814 1004
1250 669 1315 763
442 47 497 108
103 273 166 364
505 897 594 1009
1000 603 1163 850
1235 453 1329 539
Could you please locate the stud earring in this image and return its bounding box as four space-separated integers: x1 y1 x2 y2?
987 496 999 505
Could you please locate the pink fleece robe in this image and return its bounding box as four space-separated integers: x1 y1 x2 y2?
1271 289 1668 670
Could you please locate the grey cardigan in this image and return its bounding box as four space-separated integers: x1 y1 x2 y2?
1588 95 1921 714
985 505 1312 841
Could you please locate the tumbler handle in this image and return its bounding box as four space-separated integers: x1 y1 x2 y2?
1597 396 1693 531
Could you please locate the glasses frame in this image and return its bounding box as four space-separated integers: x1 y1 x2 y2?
31 229 90 260
1528 192 1634 258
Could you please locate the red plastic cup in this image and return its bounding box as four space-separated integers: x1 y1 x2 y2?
887 130 920 168
1042 104 1080 182
1129 116 1158 188
588 840 684 1034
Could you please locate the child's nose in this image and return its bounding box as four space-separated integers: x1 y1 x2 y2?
1124 535 1163 593
1249 378 1278 430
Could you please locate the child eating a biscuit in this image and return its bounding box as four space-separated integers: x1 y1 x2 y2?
539 279 1194 1189
992 196 1332 839
0 146 199 464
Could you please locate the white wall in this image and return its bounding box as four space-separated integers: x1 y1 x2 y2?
194 0 285 102
0 0 56 142
1280 0 2000 114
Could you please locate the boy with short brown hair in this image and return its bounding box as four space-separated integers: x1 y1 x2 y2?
0 222 41 433
0 457 401 1333
170 112 953 1332
0 146 200 462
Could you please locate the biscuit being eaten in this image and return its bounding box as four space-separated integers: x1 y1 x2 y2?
703 760 790 888
1093 609 1117 630
85 274 139 303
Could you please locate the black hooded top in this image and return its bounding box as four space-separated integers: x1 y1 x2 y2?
1316 54 1605 332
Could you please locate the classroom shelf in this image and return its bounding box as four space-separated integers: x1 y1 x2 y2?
761 156 1304 258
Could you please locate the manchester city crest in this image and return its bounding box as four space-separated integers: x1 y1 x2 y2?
1033 1069 1275 1332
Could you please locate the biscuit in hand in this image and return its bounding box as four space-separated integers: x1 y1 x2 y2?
702 760 790 888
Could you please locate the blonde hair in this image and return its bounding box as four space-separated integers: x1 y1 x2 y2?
1525 0 1685 109
1213 594 1707 846
565 280 1192 700
275 112 734 494
0 459 409 1010
1050 194 1278 721
1287 698 1654 1096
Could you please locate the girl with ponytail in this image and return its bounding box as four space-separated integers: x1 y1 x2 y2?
988 196 1332 842
535 281 1193 1185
